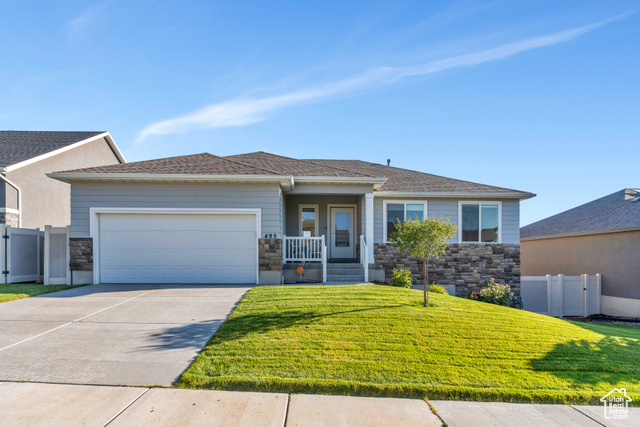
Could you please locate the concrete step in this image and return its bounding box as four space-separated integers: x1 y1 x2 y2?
326 275 365 282
327 263 363 270
327 268 364 275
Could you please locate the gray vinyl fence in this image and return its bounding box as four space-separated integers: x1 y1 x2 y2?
1 224 44 283
1 224 70 285
521 274 602 318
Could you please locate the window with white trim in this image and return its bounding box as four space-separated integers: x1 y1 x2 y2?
383 201 427 241
298 204 318 237
459 202 500 243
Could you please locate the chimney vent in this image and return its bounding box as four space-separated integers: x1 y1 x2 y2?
387 159 391 167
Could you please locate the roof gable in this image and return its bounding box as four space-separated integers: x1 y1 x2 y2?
521 189 640 239
0 131 107 168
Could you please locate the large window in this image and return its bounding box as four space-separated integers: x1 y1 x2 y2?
299 204 318 237
383 201 427 241
459 202 500 243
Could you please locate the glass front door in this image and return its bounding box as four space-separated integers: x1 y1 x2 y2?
330 207 355 259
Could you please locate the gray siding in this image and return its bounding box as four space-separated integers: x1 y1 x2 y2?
70 181 282 238
374 197 520 244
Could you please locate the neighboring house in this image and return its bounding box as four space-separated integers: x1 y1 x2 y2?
0 131 125 229
521 189 640 317
48 151 534 291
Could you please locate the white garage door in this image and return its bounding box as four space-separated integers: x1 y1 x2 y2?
98 213 257 284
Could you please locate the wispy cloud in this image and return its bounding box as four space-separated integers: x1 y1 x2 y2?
137 17 620 141
67 5 103 39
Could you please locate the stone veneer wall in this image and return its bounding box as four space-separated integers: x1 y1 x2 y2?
0 212 19 227
70 238 93 271
374 243 520 296
259 238 282 271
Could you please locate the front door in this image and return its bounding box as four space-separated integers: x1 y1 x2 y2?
330 207 355 259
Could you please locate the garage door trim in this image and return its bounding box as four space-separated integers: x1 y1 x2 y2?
90 207 262 285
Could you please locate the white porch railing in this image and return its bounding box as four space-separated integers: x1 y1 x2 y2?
283 236 324 262
283 235 327 283
360 235 369 283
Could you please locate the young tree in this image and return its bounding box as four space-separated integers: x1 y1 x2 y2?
389 217 457 307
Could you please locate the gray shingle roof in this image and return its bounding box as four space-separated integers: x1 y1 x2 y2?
55 150 532 196
61 153 280 175
307 159 525 193
225 152 374 177
0 131 105 168
521 189 640 238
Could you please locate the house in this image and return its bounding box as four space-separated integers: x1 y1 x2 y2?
0 131 126 229
521 189 640 317
48 151 534 291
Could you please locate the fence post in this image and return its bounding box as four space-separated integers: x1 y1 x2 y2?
36 227 41 280
65 225 71 286
558 274 564 319
582 273 588 317
44 225 51 286
596 274 602 314
1 224 5 284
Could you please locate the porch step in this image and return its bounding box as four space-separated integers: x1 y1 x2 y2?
327 263 362 270
327 268 364 275
326 262 365 282
326 274 365 282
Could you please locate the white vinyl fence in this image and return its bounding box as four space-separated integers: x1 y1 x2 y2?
2 224 70 285
521 274 602 317
43 226 70 286
1 224 43 283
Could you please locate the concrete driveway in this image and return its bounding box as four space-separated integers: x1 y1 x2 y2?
0 284 250 386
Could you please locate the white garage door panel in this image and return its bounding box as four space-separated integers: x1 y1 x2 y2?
99 213 257 284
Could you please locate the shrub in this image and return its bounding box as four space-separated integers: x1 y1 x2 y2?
389 268 413 288
470 278 515 306
429 284 448 294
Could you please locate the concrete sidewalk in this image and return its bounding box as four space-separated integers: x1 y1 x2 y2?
0 382 638 426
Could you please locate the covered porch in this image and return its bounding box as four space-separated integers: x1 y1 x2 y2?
281 192 374 283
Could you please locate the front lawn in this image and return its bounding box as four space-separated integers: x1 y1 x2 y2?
0 283 85 303
177 285 640 404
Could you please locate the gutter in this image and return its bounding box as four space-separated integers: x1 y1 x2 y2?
47 172 296 190
0 171 22 227
373 191 536 200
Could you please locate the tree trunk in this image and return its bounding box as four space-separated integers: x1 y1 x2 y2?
423 258 429 307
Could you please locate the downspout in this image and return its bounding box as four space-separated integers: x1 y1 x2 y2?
0 169 22 228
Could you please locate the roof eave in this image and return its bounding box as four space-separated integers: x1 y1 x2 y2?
374 191 536 199
4 131 126 172
521 225 640 241
294 176 388 189
47 172 295 190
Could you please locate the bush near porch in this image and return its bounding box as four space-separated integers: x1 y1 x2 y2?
177 284 640 404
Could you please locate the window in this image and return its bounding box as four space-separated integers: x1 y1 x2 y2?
298 205 318 237
383 201 427 241
459 202 500 243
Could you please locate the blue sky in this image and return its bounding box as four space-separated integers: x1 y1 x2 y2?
1 1 638 226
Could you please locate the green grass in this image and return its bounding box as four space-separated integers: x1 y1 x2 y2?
177 285 640 404
0 283 85 303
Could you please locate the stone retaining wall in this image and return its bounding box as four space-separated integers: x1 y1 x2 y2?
259 238 282 271
70 238 93 271
374 243 520 296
